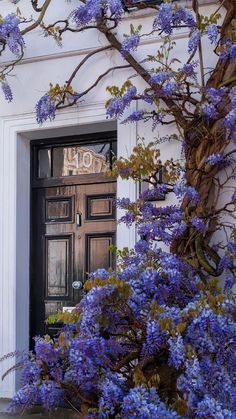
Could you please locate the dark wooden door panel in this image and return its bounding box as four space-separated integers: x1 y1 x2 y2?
45 196 74 223
86 234 115 273
31 180 116 340
45 234 73 299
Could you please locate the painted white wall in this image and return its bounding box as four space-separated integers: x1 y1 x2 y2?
0 0 219 397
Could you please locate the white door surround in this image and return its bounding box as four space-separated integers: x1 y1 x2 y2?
0 103 137 397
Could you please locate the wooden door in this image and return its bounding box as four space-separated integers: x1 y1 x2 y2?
31 181 116 339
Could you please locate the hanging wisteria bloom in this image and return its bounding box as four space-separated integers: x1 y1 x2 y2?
121 33 140 55
220 39 236 61
206 153 232 167
153 3 173 34
191 216 206 232
121 386 179 418
179 61 198 79
225 109 236 134
108 0 125 19
188 29 201 54
72 0 124 26
201 102 218 120
174 181 200 203
1 81 13 102
206 86 227 105
230 86 236 108
35 94 56 124
122 110 145 123
106 86 137 118
150 71 173 84
153 3 195 34
206 23 219 44
0 14 24 55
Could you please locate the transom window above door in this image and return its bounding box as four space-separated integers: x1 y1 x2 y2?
33 132 117 179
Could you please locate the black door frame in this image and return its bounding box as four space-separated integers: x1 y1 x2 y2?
29 131 117 345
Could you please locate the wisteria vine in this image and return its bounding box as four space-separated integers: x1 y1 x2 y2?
0 0 236 417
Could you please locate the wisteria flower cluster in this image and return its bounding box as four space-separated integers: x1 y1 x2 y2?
106 86 137 118
1 81 13 103
11 141 236 417
35 94 56 124
121 33 140 55
0 13 24 55
71 0 124 26
153 3 196 35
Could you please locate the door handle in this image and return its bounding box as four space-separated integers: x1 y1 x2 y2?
72 280 83 290
76 212 82 226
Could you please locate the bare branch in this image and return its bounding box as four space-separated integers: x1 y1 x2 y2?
21 0 53 35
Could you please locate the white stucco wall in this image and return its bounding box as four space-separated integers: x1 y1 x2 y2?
0 0 218 397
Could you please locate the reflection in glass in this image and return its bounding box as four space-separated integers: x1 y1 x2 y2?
38 148 51 178
53 143 111 177
47 239 68 296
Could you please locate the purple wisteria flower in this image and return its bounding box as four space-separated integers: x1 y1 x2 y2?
224 274 236 292
106 86 137 118
140 184 168 200
0 13 24 55
99 377 125 416
227 240 236 253
230 86 236 108
224 109 236 134
220 39 236 61
150 71 173 84
72 0 102 25
121 33 140 55
34 337 61 364
168 334 185 369
109 0 124 18
72 0 124 26
154 3 173 34
1 81 13 102
122 110 144 123
134 239 149 254
200 87 228 122
121 386 179 418
35 94 56 124
174 182 200 203
226 85 236 132
196 396 234 418
153 3 195 34
206 86 227 105
206 153 225 166
89 268 111 280
174 8 196 28
188 29 201 54
161 81 178 96
206 153 230 166
206 24 219 44
11 384 39 411
201 103 218 120
180 61 198 79
192 216 206 232
38 381 62 411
